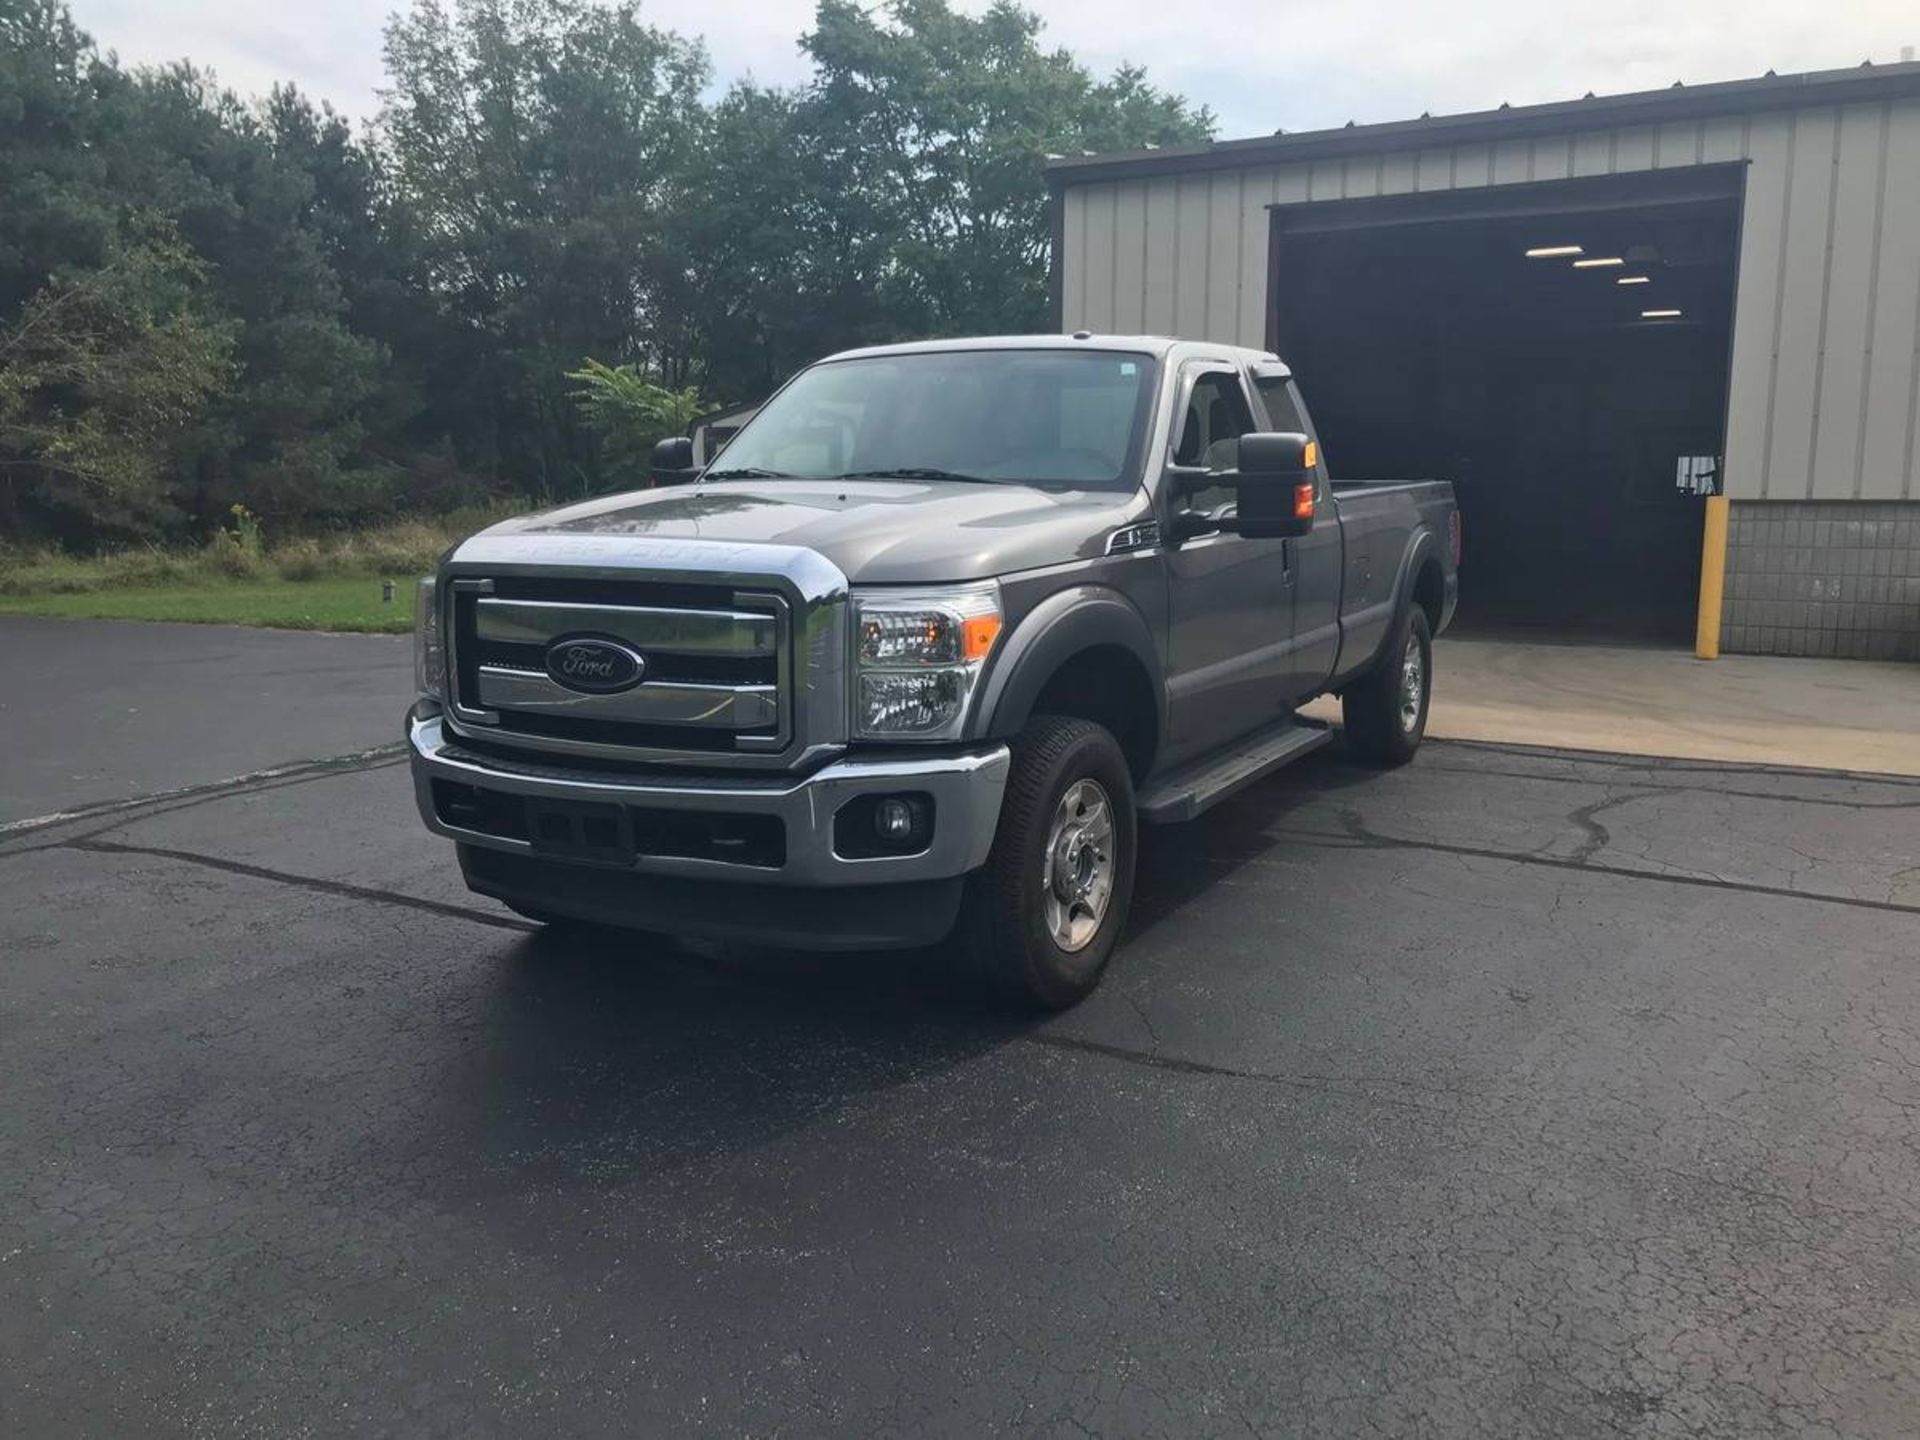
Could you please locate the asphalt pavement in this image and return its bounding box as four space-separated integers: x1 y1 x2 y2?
0 616 411 824
4 620 1920 1437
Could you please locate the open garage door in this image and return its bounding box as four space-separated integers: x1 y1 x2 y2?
1269 169 1742 644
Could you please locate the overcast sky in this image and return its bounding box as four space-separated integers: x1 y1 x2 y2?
64 0 1920 142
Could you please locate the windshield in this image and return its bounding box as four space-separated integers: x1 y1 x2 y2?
708 349 1158 488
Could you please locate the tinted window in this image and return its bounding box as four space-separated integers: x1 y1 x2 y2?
1254 376 1303 433
1254 375 1324 496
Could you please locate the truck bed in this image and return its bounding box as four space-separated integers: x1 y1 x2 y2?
1329 478 1451 497
1323 477 1458 684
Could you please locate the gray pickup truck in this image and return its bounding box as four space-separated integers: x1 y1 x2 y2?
408 335 1458 1007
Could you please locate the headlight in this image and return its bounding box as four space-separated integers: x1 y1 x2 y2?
414 575 445 698
853 583 1003 740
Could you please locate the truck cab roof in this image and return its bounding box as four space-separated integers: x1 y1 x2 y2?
823 333 1290 376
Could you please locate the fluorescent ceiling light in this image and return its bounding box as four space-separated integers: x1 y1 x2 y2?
1641 308 1683 318
1572 256 1625 268
1525 245 1583 258
1617 275 1651 285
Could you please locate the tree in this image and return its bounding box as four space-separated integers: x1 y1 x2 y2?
564 358 701 490
0 220 234 540
377 0 711 494
667 83 901 404
798 0 1213 338
0 0 122 324
661 1 1213 405
104 65 395 529
1 0 1218 547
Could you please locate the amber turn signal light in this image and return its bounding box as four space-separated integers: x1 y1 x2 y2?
961 615 1003 661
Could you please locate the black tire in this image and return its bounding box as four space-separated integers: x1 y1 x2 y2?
963 716 1137 1011
1342 606 1433 767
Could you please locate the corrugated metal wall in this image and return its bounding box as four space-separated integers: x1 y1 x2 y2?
1059 99 1920 501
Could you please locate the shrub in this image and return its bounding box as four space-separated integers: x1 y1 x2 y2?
204 530 267 579
273 537 330 581
0 546 104 595
0 504 534 596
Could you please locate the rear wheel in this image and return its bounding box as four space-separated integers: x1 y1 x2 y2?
964 716 1137 1011
1342 606 1432 766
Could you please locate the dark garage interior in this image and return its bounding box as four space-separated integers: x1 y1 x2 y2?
1271 172 1741 643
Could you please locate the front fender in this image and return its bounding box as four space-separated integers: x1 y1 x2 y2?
967 586 1165 742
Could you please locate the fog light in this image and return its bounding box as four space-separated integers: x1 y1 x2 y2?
875 798 916 841
834 792 935 859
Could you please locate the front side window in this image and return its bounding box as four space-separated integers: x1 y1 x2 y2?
1173 370 1258 517
708 350 1159 488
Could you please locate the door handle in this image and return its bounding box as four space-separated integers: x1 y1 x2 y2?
1281 538 1294 583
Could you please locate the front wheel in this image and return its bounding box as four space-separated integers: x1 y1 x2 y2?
1342 606 1433 766
963 716 1137 1011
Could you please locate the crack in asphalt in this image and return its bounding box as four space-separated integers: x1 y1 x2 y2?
0 742 410 841
1318 808 1920 919
12 728 1908 978
1416 758 1920 810
66 837 537 934
1023 1033 1460 1113
0 756 413 860
1435 737 1920 788
1563 788 1651 865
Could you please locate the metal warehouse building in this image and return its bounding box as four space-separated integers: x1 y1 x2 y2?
1046 63 1920 659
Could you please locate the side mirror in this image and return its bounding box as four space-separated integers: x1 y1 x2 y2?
1232 431 1318 539
650 435 696 487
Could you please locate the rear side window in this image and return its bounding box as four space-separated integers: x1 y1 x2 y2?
1254 375 1325 494
1254 376 1304 433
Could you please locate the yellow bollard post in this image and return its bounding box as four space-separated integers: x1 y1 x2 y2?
1695 494 1729 660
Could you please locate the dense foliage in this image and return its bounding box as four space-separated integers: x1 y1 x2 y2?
0 0 1210 549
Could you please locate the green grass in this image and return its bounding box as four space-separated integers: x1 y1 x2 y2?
0 575 418 633
0 504 535 633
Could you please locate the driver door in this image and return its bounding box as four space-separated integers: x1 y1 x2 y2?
1160 363 1297 765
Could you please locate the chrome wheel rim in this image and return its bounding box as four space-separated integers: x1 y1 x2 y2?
1399 639 1425 733
1043 778 1115 953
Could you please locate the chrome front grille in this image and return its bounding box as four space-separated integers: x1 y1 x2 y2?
445 576 791 761
473 666 779 730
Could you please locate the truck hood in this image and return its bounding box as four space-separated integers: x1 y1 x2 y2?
467 478 1148 583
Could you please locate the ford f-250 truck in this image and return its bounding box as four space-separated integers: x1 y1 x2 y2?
408 335 1458 1008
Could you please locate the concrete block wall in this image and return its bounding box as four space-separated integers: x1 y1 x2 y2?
1721 501 1920 660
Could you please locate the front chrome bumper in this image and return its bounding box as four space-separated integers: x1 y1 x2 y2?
408 706 1009 886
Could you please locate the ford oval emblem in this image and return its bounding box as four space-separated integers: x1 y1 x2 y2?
545 636 646 694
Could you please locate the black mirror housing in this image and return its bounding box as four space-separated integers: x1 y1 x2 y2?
650 435 696 487
1232 431 1317 539
1238 431 1313 476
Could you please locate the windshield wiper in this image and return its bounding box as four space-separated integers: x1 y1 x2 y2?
702 466 797 481
833 467 993 484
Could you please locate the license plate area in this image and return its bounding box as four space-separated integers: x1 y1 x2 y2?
524 798 635 866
